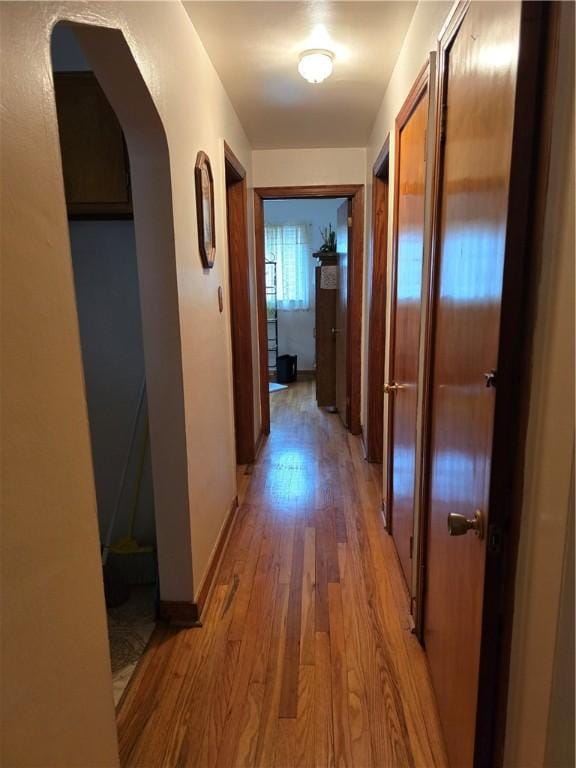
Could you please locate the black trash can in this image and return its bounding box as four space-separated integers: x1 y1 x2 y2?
277 354 297 384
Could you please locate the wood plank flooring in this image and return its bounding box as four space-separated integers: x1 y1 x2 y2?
117 381 448 767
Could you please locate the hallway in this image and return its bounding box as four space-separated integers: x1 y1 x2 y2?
117 382 447 767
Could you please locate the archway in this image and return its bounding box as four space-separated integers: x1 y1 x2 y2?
52 21 195 617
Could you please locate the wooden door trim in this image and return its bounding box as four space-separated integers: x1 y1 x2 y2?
255 184 363 199
395 61 430 135
225 143 255 463
253 193 270 435
224 140 246 182
254 184 364 435
386 61 430 532
365 136 390 462
373 139 390 179
419 3 556 766
347 188 364 434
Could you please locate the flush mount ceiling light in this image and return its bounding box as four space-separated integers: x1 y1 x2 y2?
298 49 334 84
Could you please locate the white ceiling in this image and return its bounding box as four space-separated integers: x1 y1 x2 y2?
183 1 417 149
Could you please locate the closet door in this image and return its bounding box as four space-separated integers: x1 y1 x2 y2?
385 67 429 590
423 3 542 765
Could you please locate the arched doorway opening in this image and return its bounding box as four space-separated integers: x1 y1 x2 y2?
50 19 195 698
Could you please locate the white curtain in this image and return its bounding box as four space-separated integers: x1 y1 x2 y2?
265 223 311 310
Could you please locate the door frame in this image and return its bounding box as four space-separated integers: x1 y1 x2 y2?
254 185 364 435
385 62 429 535
419 2 557 765
224 141 255 464
365 137 390 463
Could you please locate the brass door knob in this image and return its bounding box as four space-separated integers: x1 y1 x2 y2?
447 509 485 539
384 382 405 394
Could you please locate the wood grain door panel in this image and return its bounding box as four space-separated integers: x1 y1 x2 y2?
424 3 523 766
225 150 254 465
388 74 429 591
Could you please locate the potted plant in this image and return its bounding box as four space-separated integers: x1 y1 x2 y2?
318 223 336 253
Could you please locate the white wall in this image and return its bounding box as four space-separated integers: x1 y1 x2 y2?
1 2 255 764
264 198 345 371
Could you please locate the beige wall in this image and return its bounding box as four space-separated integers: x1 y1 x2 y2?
1 1 255 764
545 472 575 768
252 147 366 188
504 4 575 762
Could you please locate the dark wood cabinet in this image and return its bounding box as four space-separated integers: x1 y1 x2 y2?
53 72 132 218
314 252 338 407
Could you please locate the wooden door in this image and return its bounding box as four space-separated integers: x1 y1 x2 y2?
424 4 525 766
366 149 389 463
335 200 350 426
387 72 429 590
225 148 254 465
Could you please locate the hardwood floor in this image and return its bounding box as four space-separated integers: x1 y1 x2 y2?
117 381 447 767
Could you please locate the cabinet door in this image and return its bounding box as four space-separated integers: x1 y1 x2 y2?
54 72 132 217
315 264 337 407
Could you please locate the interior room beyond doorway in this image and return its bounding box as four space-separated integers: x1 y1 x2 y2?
263 197 346 402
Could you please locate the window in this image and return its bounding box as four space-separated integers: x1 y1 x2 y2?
265 223 311 310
